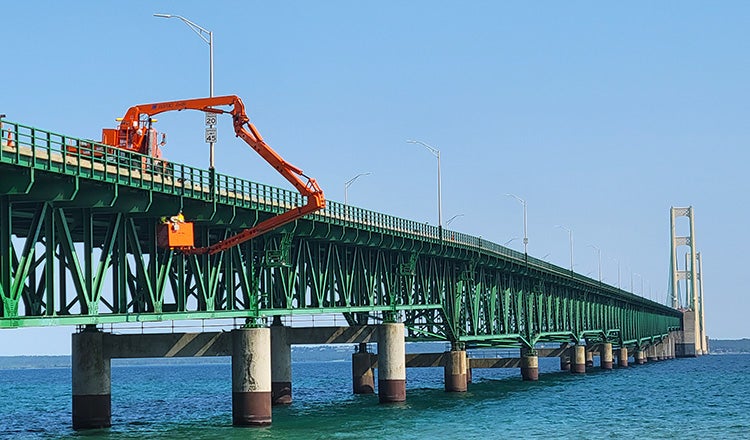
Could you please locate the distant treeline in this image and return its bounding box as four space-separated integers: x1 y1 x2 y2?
708 339 750 354
0 342 452 369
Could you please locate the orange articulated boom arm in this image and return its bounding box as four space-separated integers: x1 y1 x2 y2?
121 95 325 255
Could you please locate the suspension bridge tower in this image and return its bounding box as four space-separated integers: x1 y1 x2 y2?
669 206 707 356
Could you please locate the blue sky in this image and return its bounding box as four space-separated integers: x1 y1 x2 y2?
1 1 748 353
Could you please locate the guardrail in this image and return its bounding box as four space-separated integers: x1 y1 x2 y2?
0 119 676 313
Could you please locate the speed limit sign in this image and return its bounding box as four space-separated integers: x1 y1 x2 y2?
205 127 217 143
205 113 217 127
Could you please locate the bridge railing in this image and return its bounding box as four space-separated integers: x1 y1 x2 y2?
0 120 598 267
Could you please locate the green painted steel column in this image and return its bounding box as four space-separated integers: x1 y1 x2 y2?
0 197 10 317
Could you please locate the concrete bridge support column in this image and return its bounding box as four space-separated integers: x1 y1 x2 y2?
560 345 571 371
270 323 292 405
572 344 586 374
656 343 665 361
352 342 375 394
600 343 613 370
72 328 111 430
647 346 657 363
636 349 646 365
466 356 473 384
377 322 406 403
520 348 539 381
676 310 698 357
444 348 468 391
585 350 594 368
668 336 675 359
618 347 628 367
232 327 272 427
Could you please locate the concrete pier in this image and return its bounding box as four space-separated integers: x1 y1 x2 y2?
377 322 406 403
560 345 571 371
633 350 648 365
676 310 698 357
618 347 628 367
520 352 539 381
352 342 375 394
647 345 657 363
444 349 468 392
72 329 111 430
600 343 613 370
231 328 272 426
585 350 594 368
636 349 646 365
572 345 586 374
270 323 292 405
668 336 675 359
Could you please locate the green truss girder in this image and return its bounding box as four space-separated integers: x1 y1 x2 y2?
0 120 682 348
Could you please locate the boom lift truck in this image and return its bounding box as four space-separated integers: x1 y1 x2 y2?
100 95 325 255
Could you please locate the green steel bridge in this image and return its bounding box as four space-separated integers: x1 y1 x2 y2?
0 119 681 351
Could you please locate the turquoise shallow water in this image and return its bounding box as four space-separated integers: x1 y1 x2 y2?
1 354 748 439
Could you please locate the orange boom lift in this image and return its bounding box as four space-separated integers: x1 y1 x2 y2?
103 95 325 255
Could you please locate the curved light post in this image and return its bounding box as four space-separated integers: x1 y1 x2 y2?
609 256 621 289
407 140 442 234
344 172 371 205
588 244 602 282
555 225 573 272
505 194 528 255
504 237 521 246
154 13 215 168
634 272 643 296
446 213 464 227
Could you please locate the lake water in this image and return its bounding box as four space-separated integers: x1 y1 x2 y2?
1 354 748 439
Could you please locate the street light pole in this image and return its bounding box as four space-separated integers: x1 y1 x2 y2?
506 194 528 255
555 225 573 272
634 273 642 296
588 244 602 282
504 237 521 246
446 213 464 227
407 140 442 235
344 172 372 205
610 257 621 289
154 13 215 168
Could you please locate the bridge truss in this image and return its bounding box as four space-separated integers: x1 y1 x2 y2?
0 120 681 350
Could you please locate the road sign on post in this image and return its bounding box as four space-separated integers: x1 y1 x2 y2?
205 127 217 143
205 112 217 144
